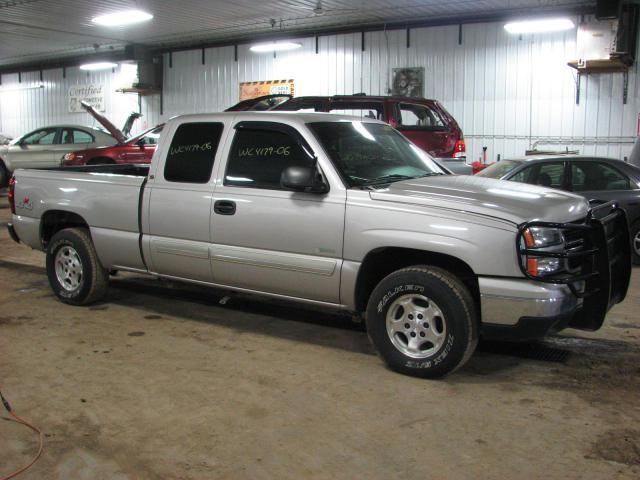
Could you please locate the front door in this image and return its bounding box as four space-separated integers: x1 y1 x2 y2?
145 120 227 281
210 121 346 304
7 127 60 169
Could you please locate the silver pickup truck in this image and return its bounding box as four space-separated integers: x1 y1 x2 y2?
7 112 632 378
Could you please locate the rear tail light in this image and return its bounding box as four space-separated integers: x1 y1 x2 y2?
8 176 16 214
452 139 466 158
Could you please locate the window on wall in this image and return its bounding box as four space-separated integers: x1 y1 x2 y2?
225 126 315 190
571 162 631 192
21 128 57 145
163 122 224 183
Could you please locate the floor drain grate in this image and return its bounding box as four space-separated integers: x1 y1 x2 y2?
479 341 571 363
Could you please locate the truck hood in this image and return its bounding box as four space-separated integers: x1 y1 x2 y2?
370 175 589 225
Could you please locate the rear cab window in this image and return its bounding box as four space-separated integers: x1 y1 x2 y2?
163 122 224 183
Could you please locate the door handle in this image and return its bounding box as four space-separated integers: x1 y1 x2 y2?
214 200 236 215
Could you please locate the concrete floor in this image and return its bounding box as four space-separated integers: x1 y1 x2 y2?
1 191 639 480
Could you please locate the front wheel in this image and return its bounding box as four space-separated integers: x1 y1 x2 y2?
365 266 478 378
46 228 109 305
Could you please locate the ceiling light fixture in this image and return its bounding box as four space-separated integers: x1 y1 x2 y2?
504 18 574 34
92 9 153 27
79 62 118 71
250 42 302 53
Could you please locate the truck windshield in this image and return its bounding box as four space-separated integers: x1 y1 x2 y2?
308 121 445 187
475 160 521 179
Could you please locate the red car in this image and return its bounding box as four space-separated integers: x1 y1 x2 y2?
62 102 163 166
63 125 163 166
227 94 465 159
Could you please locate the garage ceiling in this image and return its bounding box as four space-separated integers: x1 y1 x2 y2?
0 0 595 67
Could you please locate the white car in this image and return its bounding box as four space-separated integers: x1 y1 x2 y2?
0 125 117 187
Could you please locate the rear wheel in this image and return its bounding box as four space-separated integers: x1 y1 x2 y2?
46 228 109 305
365 266 478 378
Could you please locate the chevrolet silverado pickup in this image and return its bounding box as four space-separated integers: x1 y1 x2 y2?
7 112 632 378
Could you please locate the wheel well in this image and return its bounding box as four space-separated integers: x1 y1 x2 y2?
354 247 480 313
87 157 115 165
40 210 89 247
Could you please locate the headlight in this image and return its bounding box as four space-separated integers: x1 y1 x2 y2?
520 227 566 277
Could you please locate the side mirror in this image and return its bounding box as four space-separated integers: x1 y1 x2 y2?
280 165 328 193
135 138 146 148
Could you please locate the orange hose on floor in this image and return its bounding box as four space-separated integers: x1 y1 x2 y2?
0 389 44 480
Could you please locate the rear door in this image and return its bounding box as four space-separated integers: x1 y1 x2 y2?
568 161 640 210
209 120 346 303
145 120 228 281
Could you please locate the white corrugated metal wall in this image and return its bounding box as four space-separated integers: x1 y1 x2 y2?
147 18 639 161
0 64 140 138
1 17 638 160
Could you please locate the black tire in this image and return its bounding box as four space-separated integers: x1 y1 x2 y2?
365 266 478 378
0 160 8 189
631 221 640 266
46 228 109 305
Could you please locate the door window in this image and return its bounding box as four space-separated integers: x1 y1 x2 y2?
328 101 384 120
163 122 224 183
225 126 315 190
61 128 94 144
510 161 565 189
571 162 631 192
397 103 445 130
21 128 57 145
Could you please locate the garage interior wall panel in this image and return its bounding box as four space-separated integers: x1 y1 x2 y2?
0 65 140 138
2 18 638 160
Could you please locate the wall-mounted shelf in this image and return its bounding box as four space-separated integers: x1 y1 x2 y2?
568 58 632 105
567 58 631 74
116 86 161 96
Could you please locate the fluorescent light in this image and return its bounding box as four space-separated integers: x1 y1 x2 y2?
504 18 574 34
79 62 118 71
250 42 302 53
92 9 153 27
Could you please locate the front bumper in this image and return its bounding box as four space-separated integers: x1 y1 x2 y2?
479 277 579 341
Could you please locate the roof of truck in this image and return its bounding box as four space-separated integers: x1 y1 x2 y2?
170 111 389 124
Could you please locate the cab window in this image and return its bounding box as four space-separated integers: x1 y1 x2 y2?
510 161 566 189
164 123 224 183
571 162 631 192
225 125 315 190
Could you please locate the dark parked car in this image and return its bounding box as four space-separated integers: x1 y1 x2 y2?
226 94 466 159
477 155 640 264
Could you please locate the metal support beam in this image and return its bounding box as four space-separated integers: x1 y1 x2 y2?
458 24 462 45
623 70 629 104
202 48 205 65
575 73 581 105
169 52 172 68
234 44 238 62
406 28 410 48
315 35 319 54
361 31 365 51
